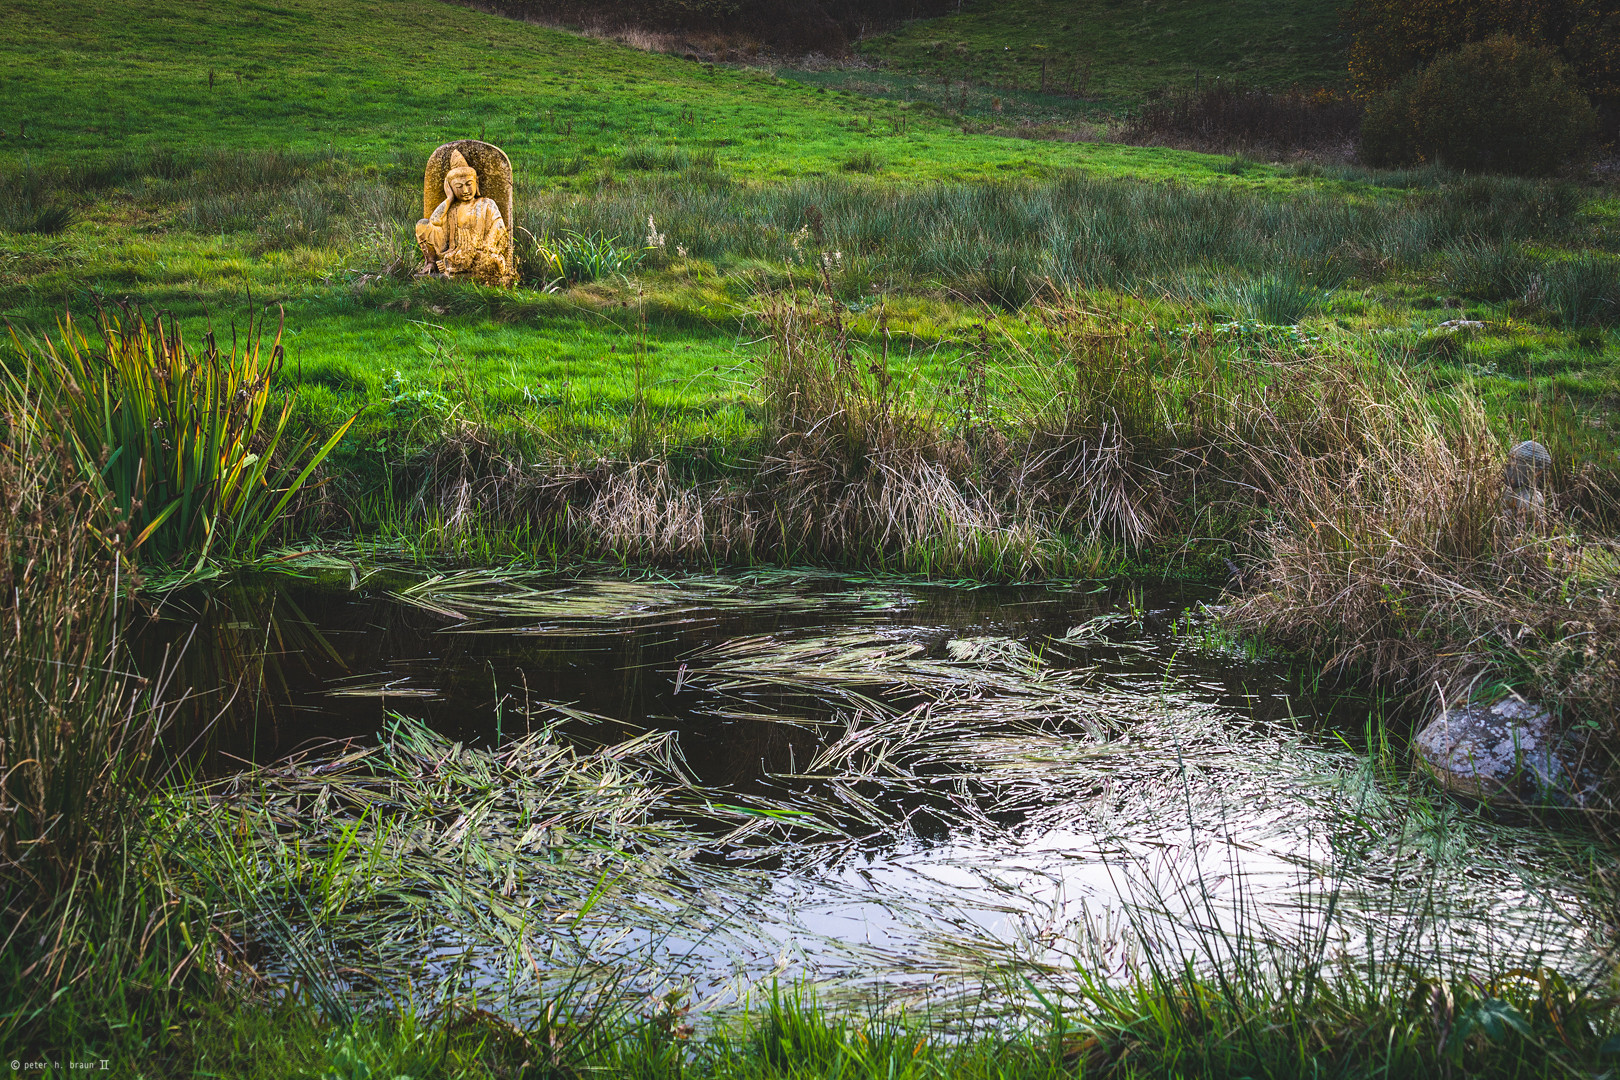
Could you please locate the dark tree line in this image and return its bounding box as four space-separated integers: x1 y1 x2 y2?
1348 0 1620 117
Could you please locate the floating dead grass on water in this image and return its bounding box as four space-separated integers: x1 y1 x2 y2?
387 567 919 630
674 624 1603 991
159 713 829 1022
161 583 1611 1026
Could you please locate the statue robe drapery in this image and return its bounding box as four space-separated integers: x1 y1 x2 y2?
418 193 515 287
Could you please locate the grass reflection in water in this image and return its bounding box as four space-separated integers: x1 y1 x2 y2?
157 570 1607 1035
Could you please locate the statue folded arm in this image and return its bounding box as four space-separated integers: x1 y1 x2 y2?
415 148 516 287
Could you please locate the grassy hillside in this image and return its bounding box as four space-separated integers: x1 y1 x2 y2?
0 0 1376 471
1 0 1617 537
791 0 1350 120
0 0 1317 182
0 0 1418 481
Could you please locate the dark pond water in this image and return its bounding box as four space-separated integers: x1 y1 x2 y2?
137 568 1607 1016
142 571 1360 774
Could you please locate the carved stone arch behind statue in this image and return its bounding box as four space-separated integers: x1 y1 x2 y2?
423 140 514 233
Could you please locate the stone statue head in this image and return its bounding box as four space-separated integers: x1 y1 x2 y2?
444 149 480 203
424 141 513 231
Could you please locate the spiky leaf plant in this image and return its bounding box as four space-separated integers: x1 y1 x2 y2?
5 305 354 569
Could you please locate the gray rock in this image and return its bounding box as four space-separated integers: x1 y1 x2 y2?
1506 439 1551 486
1503 439 1552 516
1413 697 1594 807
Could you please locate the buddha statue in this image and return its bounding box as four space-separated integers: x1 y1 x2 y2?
416 148 516 287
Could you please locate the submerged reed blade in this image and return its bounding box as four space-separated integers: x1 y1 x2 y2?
162 574 1612 1028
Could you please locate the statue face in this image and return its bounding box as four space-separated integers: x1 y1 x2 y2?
448 171 478 202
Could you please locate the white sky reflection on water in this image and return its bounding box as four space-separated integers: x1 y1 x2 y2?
213 573 1605 1019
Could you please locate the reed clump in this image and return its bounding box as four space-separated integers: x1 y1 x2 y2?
0 341 199 1054
0 381 147 883
5 304 355 570
0 302 365 1056
510 169 1592 302
397 292 1415 576
1228 390 1620 760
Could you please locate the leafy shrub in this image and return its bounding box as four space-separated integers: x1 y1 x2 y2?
4 306 355 567
1360 37 1596 176
1120 83 1363 157
1347 0 1620 123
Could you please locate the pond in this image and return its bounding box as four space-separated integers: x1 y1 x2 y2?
142 568 1609 1022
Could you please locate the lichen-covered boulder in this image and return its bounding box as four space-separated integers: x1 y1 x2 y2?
1413 697 1592 807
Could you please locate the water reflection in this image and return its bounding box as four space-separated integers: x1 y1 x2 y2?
138 570 1368 776
138 568 1606 1014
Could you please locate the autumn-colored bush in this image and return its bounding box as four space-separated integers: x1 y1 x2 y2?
1347 0 1620 125
1120 82 1362 158
1360 37 1596 175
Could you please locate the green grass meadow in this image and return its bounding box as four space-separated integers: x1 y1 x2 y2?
0 0 1302 181
9 0 1612 459
1 0 1424 476
2 0 1619 568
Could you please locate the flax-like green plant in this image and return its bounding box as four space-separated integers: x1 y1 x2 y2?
521 229 645 286
5 305 354 568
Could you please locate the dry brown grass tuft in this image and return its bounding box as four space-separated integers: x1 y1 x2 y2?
397 291 1620 768
570 460 744 560
994 303 1408 552
402 294 1441 577
1227 380 1620 776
